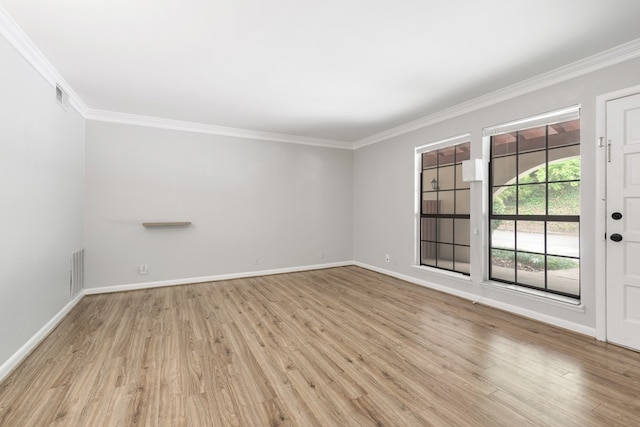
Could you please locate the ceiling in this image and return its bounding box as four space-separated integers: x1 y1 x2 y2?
3 0 640 146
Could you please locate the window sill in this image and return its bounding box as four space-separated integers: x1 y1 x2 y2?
481 280 584 312
411 265 472 282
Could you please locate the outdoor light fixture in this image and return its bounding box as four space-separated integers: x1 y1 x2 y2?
430 178 438 190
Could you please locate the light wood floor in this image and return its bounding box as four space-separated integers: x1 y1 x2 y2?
1 266 639 426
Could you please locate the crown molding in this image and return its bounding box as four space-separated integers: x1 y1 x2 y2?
353 37 640 149
0 5 88 116
86 109 351 149
3 0 640 150
0 4 341 147
0 3 346 149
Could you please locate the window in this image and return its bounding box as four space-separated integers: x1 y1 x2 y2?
419 139 471 275
488 110 580 298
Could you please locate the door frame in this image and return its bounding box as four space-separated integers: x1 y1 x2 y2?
595 84 640 341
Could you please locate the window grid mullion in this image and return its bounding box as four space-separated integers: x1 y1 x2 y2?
544 125 549 291
452 151 457 271
488 118 580 299
419 141 470 276
436 151 440 268
515 130 520 285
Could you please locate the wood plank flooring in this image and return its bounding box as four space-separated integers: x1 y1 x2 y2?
1 266 639 426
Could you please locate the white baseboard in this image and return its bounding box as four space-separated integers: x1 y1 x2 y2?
0 262 353 383
2 260 596 384
354 262 596 338
355 261 481 300
0 292 85 383
84 261 354 295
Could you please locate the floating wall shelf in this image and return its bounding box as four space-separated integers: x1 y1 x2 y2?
142 221 192 227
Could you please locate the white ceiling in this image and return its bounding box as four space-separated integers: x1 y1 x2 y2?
3 0 640 145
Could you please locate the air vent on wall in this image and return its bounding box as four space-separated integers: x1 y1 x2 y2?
55 84 69 110
70 249 84 298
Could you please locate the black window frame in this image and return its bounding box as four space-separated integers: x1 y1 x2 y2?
419 140 471 275
489 117 581 299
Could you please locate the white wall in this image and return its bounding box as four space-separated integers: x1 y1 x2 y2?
3 9 640 375
0 36 85 365
84 121 353 288
353 58 640 333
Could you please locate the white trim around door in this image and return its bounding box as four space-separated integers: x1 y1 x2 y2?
595 83 640 342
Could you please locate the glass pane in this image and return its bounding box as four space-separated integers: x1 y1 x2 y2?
492 222 514 250
491 249 515 282
516 252 546 290
493 186 516 215
492 156 517 187
454 246 470 274
421 241 437 266
420 217 437 242
547 223 579 257
492 133 516 156
438 146 456 166
439 191 455 214
518 125 546 153
423 151 437 168
422 192 438 214
518 150 546 179
437 244 454 270
548 145 580 165
518 184 546 215
548 155 580 184
438 218 454 244
456 189 470 215
535 167 547 182
438 166 455 190
422 169 438 191
549 182 580 215
548 119 580 149
456 165 470 189
516 221 545 254
456 142 471 162
547 257 580 296
454 219 470 246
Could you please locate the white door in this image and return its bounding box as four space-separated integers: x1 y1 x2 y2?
606 93 640 351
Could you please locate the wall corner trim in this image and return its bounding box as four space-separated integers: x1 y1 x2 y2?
0 292 85 383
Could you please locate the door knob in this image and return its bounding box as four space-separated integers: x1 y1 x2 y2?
610 233 623 242
612 212 623 220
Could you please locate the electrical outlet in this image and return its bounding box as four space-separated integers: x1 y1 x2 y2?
255 257 260 265
385 254 390 262
319 250 325 259
138 264 148 275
